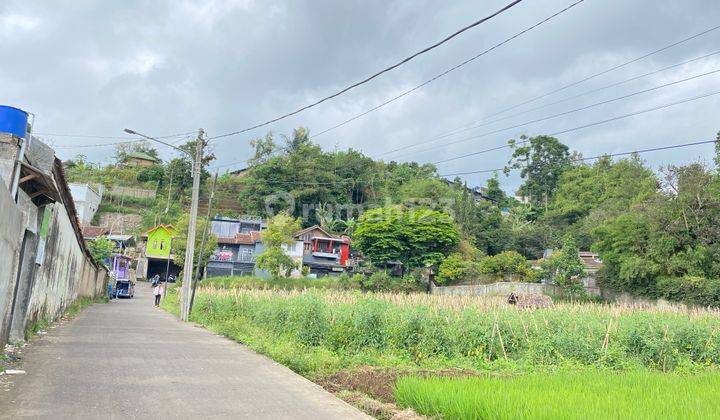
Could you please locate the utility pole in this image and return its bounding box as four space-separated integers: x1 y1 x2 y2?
189 172 217 316
122 126 205 322
180 129 204 321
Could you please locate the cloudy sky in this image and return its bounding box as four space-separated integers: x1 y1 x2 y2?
2 0 719 192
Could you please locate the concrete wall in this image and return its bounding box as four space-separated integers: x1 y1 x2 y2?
430 279 601 297
431 281 562 297
0 136 109 347
22 200 103 330
69 183 102 225
0 178 26 345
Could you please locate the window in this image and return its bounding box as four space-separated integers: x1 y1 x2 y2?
153 240 158 249
160 241 164 250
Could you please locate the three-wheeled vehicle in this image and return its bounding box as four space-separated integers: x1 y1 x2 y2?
115 279 135 298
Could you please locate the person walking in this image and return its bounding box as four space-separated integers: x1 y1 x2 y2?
153 281 164 307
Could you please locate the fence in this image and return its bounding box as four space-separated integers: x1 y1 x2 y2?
430 278 601 297
431 281 560 297
109 185 156 199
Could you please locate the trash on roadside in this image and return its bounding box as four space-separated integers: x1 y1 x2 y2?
5 370 26 375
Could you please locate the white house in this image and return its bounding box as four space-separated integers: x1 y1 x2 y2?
68 183 102 225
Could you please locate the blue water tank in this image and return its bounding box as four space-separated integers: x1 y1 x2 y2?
0 105 29 138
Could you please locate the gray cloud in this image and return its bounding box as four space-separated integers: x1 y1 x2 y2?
1 0 719 192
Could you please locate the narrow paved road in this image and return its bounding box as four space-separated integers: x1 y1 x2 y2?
0 285 368 419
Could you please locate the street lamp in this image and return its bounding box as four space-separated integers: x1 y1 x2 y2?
124 128 205 321
123 128 191 157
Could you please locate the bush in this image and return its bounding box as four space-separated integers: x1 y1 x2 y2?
435 253 487 286
359 271 425 293
656 276 720 307
478 251 535 281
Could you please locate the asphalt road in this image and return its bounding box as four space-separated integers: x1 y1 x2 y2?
0 284 368 419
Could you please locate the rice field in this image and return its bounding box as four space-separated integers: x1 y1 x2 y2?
395 371 720 419
189 287 720 373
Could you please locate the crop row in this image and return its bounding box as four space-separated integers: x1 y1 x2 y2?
191 289 720 372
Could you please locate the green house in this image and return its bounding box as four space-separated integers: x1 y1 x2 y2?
144 224 176 259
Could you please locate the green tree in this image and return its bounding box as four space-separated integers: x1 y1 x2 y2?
506 135 572 208
715 130 720 170
86 237 114 266
484 172 508 206
436 253 471 285
478 250 534 279
255 213 302 277
173 214 218 275
354 206 459 267
249 132 277 166
542 236 585 298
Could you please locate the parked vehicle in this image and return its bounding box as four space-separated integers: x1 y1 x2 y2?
114 279 135 298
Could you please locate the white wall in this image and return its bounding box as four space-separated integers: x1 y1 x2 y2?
69 183 101 225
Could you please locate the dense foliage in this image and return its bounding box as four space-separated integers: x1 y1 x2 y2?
353 206 459 268
85 236 114 265
68 125 720 305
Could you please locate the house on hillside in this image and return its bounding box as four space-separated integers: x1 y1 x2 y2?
228 167 249 178
538 249 603 292
125 152 159 168
206 217 265 278
69 183 102 225
139 224 179 280
441 179 495 204
293 225 351 275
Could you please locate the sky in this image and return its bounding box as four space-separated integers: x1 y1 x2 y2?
1 0 719 193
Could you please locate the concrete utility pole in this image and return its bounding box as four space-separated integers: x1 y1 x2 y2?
180 129 204 321
189 172 218 316
123 127 205 322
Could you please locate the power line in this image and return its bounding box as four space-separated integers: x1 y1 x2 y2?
439 138 720 177
478 23 720 121
309 0 587 140
51 133 195 150
378 49 720 158
36 130 196 140
432 88 720 165
402 68 720 161
207 0 526 141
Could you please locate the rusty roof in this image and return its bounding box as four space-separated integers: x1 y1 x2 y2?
82 225 110 238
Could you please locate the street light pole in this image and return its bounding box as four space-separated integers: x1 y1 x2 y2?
179 129 204 321
123 127 204 322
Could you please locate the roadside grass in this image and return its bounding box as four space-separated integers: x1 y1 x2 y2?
395 371 720 419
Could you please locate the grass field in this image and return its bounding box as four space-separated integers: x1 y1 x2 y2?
395 371 720 419
163 285 720 417
185 287 720 374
